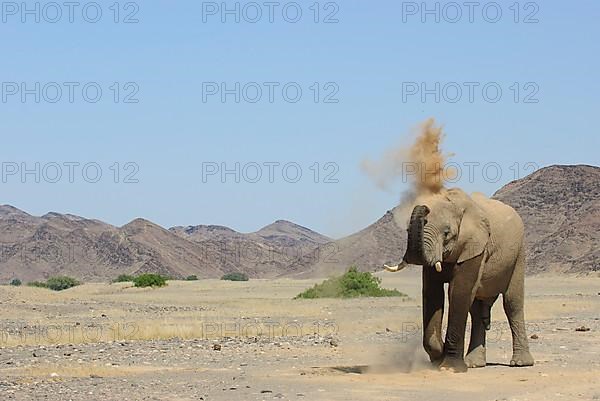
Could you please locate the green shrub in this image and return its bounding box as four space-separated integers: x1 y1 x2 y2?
26 277 80 291
133 273 167 288
46 276 80 291
221 272 249 282
113 274 136 283
10 278 22 286
27 281 48 289
185 275 199 281
295 266 406 299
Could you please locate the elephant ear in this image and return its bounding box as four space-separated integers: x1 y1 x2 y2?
446 189 490 264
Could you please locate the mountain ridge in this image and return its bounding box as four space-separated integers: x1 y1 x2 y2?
492 164 600 273
0 208 330 281
1 164 597 281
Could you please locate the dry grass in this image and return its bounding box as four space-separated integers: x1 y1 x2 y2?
2 273 600 401
0 319 323 347
2 273 599 348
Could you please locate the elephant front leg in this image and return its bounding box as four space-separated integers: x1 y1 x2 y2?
422 270 444 364
440 256 482 373
465 299 488 368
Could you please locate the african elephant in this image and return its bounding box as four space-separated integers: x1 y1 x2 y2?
385 188 534 372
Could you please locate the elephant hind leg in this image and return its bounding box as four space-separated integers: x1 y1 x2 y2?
481 300 492 330
503 249 534 367
465 299 487 368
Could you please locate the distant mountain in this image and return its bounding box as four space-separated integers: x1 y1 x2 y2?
170 220 331 246
295 208 408 277
169 224 241 242
493 165 600 274
169 220 332 278
0 207 330 282
0 205 31 218
255 220 332 246
1 164 597 281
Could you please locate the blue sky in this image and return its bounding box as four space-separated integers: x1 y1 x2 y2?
1 1 598 238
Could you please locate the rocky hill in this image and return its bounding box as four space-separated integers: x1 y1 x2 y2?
1 164 597 282
169 220 332 278
294 209 408 277
493 165 599 274
0 208 225 282
0 208 330 282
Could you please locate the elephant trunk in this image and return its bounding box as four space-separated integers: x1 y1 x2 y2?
403 205 430 265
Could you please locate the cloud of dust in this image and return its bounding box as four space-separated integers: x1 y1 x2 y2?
366 334 432 374
361 118 456 227
406 118 455 196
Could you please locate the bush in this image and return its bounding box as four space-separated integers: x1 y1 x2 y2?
185 275 199 281
26 276 80 291
113 274 136 283
295 266 406 299
27 281 48 289
10 278 22 286
133 273 167 288
221 272 249 282
46 276 80 291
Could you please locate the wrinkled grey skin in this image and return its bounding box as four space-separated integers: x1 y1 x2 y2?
386 188 534 372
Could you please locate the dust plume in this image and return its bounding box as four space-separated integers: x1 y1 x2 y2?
407 118 455 196
365 334 432 374
361 118 455 199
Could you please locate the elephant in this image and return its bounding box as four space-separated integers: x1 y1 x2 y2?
384 188 534 372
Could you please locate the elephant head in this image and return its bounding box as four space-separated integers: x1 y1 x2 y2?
385 189 490 273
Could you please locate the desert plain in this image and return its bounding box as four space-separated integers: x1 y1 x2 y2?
1 270 599 401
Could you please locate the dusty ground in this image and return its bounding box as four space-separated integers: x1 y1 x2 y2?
1 271 599 401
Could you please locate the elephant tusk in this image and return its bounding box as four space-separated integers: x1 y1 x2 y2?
384 260 408 273
435 261 443 273
384 264 400 272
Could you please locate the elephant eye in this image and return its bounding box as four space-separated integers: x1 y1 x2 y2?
443 227 451 236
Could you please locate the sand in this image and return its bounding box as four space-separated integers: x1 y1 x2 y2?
1 270 599 400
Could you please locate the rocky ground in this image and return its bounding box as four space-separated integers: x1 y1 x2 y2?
1 272 599 400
